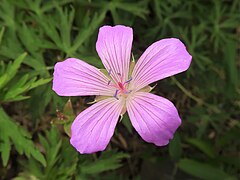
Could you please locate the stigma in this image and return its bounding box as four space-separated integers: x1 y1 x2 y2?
114 81 132 99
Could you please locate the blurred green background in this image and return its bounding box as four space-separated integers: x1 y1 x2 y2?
0 0 239 179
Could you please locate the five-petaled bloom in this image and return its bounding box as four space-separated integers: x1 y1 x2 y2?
53 25 192 154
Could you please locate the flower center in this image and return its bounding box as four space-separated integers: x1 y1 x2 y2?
118 82 125 91
113 79 132 100
107 69 132 100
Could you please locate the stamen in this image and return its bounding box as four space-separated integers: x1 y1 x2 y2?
108 69 112 75
124 77 132 84
114 90 119 100
107 80 111 85
117 72 124 82
108 69 119 84
126 90 132 94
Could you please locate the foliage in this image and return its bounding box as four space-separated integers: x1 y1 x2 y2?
0 107 46 167
0 52 50 169
0 0 239 179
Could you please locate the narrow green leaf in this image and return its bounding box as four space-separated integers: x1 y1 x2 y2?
121 114 133 134
169 133 182 161
0 139 11 166
68 10 106 54
0 53 27 90
0 26 5 45
63 99 74 117
178 159 234 180
0 107 46 167
187 138 216 158
31 149 46 167
81 151 129 174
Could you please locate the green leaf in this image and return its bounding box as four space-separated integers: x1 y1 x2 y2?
16 128 77 180
186 138 216 158
0 26 5 45
63 99 74 118
0 52 27 90
81 151 129 174
223 39 239 98
68 10 106 55
51 99 75 136
0 138 11 166
12 172 39 180
178 159 235 180
0 107 46 167
2 77 51 102
217 156 240 169
169 133 182 161
121 113 133 134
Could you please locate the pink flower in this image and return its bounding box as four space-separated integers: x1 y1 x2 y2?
53 25 192 154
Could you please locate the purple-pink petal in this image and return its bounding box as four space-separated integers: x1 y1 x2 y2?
70 98 124 154
130 38 192 91
126 92 181 146
52 58 115 96
96 25 133 83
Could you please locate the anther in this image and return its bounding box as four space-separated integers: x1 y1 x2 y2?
107 80 111 85
117 73 121 76
124 77 132 84
126 90 132 94
114 90 119 100
108 69 112 75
